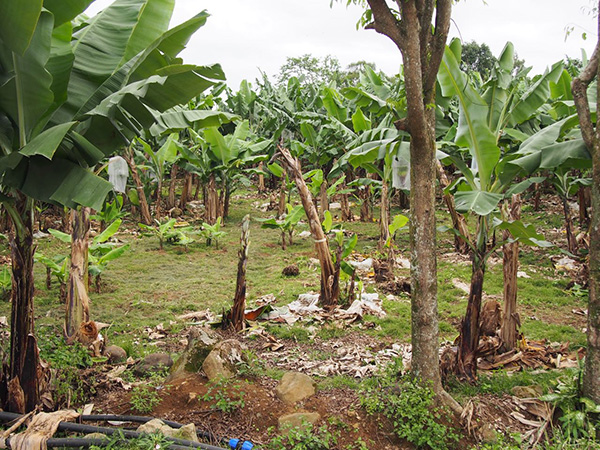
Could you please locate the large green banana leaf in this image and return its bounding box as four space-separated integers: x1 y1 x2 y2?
438 42 500 191
0 0 224 212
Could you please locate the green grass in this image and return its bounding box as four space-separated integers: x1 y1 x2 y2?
447 368 572 403
0 191 589 364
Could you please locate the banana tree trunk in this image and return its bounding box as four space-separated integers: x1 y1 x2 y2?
278 175 286 217
65 207 91 341
359 186 372 222
258 161 266 194
179 171 192 210
456 218 487 382
436 160 471 254
501 195 521 351
279 146 339 308
562 195 578 254
223 183 231 220
205 174 218 225
155 178 163 221
125 149 152 225
340 178 352 222
193 175 201 200
379 179 390 250
228 215 250 331
319 179 329 221
579 184 591 226
7 195 40 412
167 164 178 209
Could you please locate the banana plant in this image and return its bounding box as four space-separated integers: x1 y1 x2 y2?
437 39 560 380
87 219 130 292
202 120 270 222
200 217 226 249
135 134 181 219
0 0 224 410
90 195 129 231
258 203 305 250
0 266 11 300
34 254 68 297
139 218 177 250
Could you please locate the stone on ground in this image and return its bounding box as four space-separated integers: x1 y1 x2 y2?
202 339 247 380
167 327 220 382
137 418 199 443
104 345 127 363
133 353 173 376
275 371 315 404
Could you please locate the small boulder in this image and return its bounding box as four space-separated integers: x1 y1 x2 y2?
202 339 247 381
104 345 127 364
137 419 199 443
275 371 315 405
278 412 321 431
282 264 300 277
479 423 497 443
133 353 173 376
167 327 219 382
511 385 543 398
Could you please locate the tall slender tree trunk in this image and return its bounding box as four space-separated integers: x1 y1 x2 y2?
579 184 591 226
167 164 178 209
7 195 40 412
228 215 250 331
363 0 458 411
436 160 470 254
501 195 521 351
125 148 152 225
572 30 600 402
65 207 91 340
279 146 339 308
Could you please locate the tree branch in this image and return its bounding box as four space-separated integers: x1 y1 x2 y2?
365 0 403 45
394 117 409 132
423 0 452 97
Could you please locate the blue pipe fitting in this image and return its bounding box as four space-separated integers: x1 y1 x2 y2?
229 439 253 450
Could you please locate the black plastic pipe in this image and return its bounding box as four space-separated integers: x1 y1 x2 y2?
0 412 226 450
78 414 219 442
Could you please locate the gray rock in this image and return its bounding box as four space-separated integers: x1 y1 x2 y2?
167 327 220 382
511 385 543 398
278 412 321 430
137 419 199 443
202 339 247 381
479 423 497 443
104 345 127 364
134 353 173 376
275 372 315 405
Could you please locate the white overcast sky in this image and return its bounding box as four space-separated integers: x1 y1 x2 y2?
86 0 598 89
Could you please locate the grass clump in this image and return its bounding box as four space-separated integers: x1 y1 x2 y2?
201 376 246 414
360 358 459 450
268 422 338 450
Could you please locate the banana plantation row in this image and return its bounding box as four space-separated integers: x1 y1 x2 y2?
0 0 599 433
